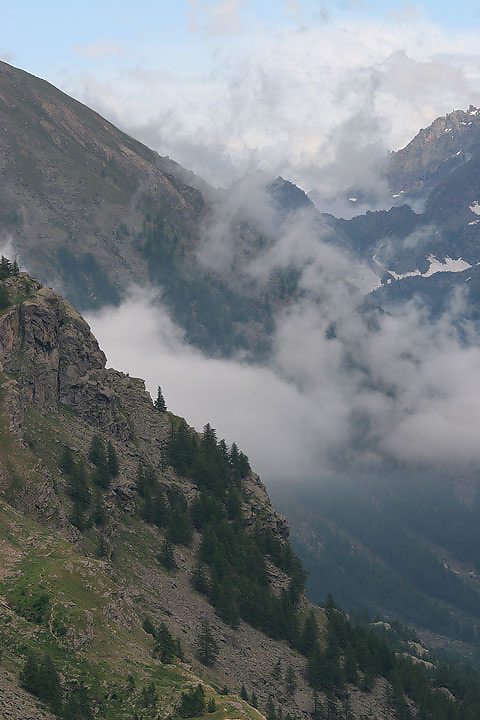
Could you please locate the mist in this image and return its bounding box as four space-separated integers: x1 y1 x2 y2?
86 178 480 486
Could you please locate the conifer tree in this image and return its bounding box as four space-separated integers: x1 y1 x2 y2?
88 435 106 466
286 664 296 696
159 540 176 571
20 651 39 695
300 610 318 655
91 488 107 527
265 695 276 720
59 445 75 474
107 440 119 477
196 618 219 667
0 283 9 310
154 385 167 413
178 684 205 718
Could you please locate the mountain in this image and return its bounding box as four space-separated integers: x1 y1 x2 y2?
0 60 313 358
4 57 480 688
0 60 205 303
0 267 307 718
387 105 480 199
1 266 473 719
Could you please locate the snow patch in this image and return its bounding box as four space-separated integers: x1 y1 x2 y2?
470 201 480 216
423 255 472 277
388 268 421 281
387 255 471 282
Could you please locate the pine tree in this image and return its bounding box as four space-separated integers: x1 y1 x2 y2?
141 682 157 707
178 684 205 718
96 533 108 558
191 563 210 594
240 684 248 701
265 695 276 720
20 651 39 695
0 283 9 309
159 540 176 570
299 610 318 655
59 445 75 474
88 435 106 466
286 664 296 696
38 654 62 712
91 488 107 527
107 441 119 477
272 658 282 682
155 623 177 663
196 618 219 667
154 386 167 413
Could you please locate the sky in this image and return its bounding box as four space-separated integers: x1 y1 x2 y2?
5 1 480 484
4 0 480 198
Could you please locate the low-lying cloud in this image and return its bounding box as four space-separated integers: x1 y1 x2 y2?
86 193 480 484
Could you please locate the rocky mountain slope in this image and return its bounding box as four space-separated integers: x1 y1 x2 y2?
2 267 478 719
387 105 480 199
5 57 480 712
0 60 204 307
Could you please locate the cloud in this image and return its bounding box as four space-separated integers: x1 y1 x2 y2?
57 12 480 216
186 0 246 34
86 288 329 482
0 50 14 63
86 178 480 484
73 40 126 60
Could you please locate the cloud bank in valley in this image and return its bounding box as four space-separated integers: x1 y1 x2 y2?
86 184 480 484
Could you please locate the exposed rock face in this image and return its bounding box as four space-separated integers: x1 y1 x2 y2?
244 472 290 541
387 105 480 197
0 274 160 443
0 274 106 413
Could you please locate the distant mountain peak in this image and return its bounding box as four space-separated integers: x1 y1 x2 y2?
387 104 480 198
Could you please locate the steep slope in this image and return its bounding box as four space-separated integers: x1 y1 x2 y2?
0 268 309 719
0 60 205 308
273 474 480 668
2 268 477 719
387 105 480 199
0 61 310 358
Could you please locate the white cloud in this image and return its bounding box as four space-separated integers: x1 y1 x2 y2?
57 12 480 213
73 40 126 60
186 0 246 34
86 183 480 484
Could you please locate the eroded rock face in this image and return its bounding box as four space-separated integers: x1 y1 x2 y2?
0 275 105 409
0 274 176 452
